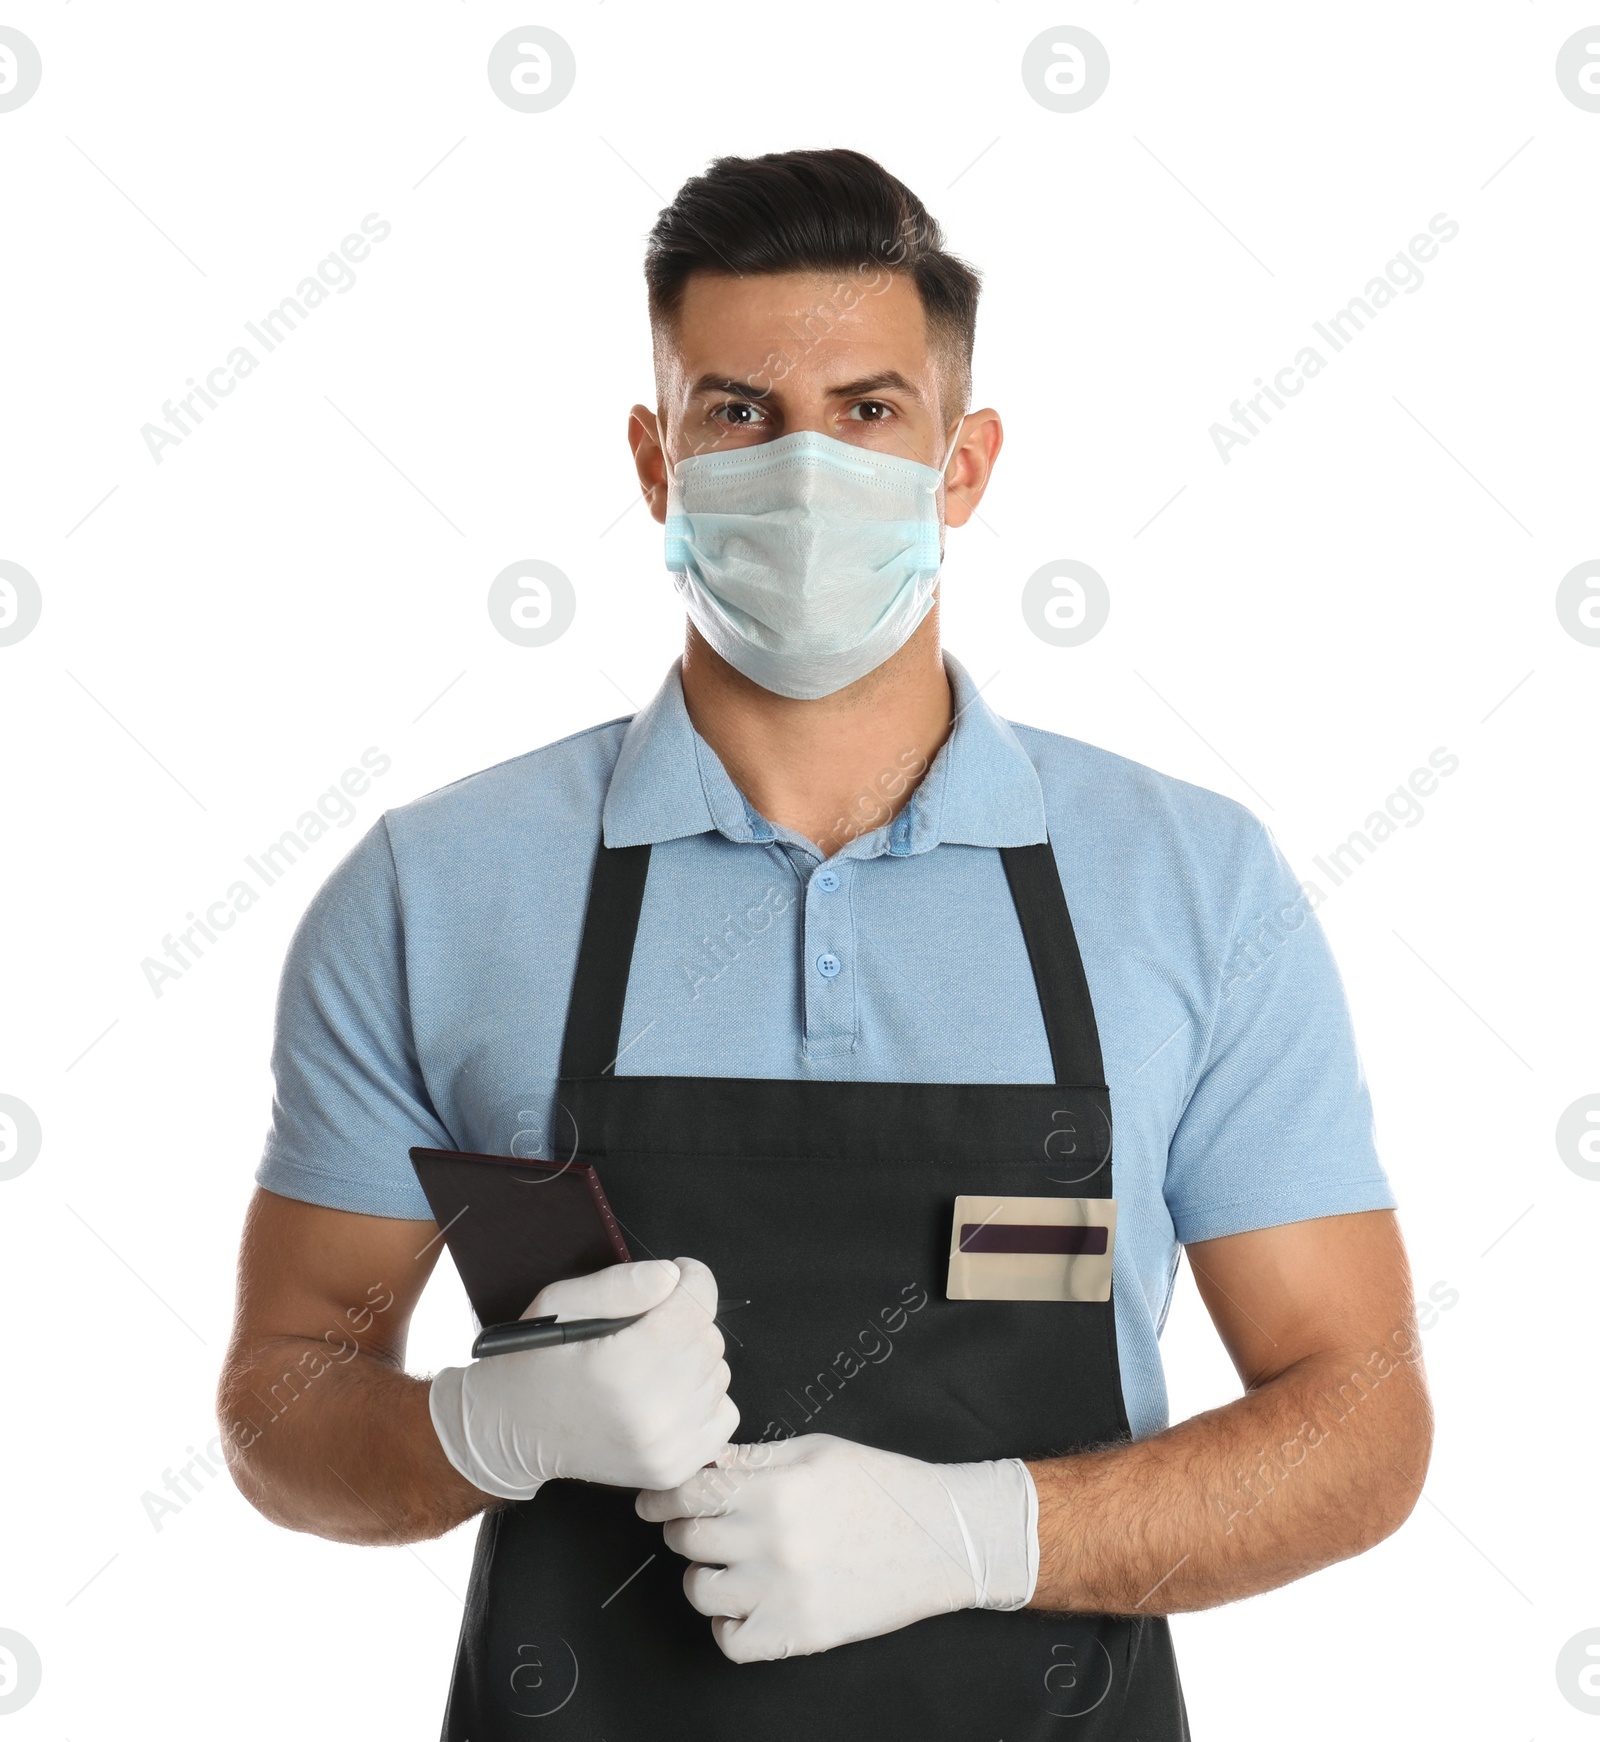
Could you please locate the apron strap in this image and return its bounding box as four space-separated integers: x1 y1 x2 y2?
558 838 1105 1089
558 841 653 1080
999 841 1107 1089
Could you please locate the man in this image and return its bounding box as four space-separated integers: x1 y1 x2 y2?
219 149 1432 1739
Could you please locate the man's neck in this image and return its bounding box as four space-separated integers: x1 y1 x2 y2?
678 611 954 860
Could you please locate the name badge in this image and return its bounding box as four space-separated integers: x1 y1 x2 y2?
946 1195 1116 1303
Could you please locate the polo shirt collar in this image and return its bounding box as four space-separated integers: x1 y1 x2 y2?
602 655 1046 856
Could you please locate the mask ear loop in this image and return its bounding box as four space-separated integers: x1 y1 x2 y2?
934 411 970 515
925 413 968 581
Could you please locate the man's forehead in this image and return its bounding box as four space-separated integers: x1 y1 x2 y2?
661 269 934 387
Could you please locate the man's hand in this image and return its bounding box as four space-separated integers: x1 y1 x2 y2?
637 1434 1038 1662
431 1257 737 1500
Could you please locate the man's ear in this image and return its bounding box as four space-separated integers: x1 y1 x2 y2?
628 405 669 525
942 408 1004 529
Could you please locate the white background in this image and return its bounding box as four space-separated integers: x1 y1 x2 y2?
1 2 1596 1735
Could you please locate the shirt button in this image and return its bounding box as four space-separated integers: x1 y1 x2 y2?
816 953 842 979
815 870 840 893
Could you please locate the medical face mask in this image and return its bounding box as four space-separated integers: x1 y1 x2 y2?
663 427 957 701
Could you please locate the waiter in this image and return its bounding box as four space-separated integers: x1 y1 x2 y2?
218 149 1431 1739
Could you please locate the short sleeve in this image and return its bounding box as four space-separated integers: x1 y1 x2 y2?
255 817 450 1219
1162 820 1396 1244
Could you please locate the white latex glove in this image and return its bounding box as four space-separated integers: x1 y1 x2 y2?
636 1432 1039 1662
430 1257 737 1500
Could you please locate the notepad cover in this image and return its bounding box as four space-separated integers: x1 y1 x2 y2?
409 1147 631 1327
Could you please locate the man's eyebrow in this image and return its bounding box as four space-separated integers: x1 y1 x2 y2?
687 368 926 404
827 371 924 402
689 374 774 400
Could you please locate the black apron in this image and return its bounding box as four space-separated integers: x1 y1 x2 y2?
441 838 1189 1739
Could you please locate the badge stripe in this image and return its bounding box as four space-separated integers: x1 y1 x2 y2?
958 1223 1109 1255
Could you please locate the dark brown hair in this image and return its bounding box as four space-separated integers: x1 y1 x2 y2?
644 148 981 409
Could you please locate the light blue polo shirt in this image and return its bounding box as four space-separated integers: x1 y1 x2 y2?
257 654 1394 1440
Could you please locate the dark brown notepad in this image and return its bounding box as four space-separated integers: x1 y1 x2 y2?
409 1146 631 1328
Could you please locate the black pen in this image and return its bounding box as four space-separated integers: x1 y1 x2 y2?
472 1298 749 1359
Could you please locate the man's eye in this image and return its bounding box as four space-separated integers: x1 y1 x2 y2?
713 401 767 426
846 400 894 422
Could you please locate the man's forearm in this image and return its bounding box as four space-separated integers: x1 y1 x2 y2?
218 1336 486 1545
1027 1340 1433 1614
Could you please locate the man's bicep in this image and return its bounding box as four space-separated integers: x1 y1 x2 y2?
1164 821 1395 1247
1184 1209 1417 1389
228 1186 441 1369
257 819 453 1220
